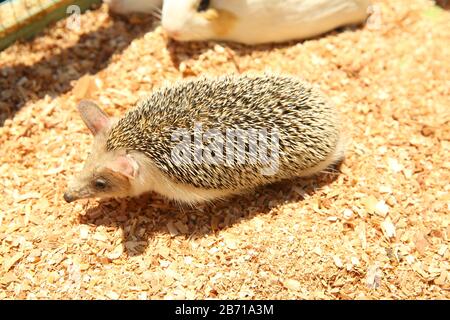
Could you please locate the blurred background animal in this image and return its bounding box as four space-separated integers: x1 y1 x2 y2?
104 0 371 45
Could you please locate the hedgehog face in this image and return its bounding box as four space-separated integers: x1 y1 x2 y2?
64 147 138 203
64 100 139 203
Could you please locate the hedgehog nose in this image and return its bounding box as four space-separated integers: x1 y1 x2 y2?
63 192 75 203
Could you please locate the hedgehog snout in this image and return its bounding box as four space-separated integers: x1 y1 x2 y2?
63 192 76 203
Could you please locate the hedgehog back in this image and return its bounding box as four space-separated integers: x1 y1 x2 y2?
106 75 340 190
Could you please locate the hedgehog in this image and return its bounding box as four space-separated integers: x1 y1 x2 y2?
63 74 345 204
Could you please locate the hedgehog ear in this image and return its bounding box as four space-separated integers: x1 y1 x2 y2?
106 155 139 180
77 100 111 136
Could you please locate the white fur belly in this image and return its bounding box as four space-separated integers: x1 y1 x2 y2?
129 152 235 204
152 180 235 204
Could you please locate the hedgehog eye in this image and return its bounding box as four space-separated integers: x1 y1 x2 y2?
197 0 210 12
94 178 107 190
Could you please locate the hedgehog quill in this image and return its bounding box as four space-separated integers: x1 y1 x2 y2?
64 74 345 204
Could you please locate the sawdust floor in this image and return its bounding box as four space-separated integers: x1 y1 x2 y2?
0 0 449 299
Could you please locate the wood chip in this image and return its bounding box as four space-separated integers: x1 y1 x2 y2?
414 232 430 255
283 279 302 291
381 217 396 239
79 226 89 240
434 271 448 286
0 272 18 285
333 256 344 268
174 221 188 234
106 291 120 300
313 247 322 256
73 75 98 100
375 200 390 217
437 245 447 256
362 195 378 215
388 158 403 173
166 221 179 237
107 245 124 260
342 208 353 219
15 192 41 202
3 253 24 272
366 265 382 289
356 222 367 249
92 233 108 242
351 257 360 267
